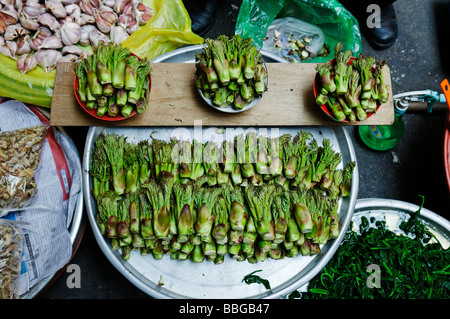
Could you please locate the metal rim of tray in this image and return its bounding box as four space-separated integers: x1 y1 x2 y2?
82 45 359 299
354 198 450 239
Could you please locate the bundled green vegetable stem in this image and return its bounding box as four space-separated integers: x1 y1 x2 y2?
173 182 195 240
74 41 151 119
196 35 267 110
245 184 277 241
90 130 356 264
315 43 389 122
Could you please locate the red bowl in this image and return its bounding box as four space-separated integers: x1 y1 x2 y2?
440 79 450 194
74 54 151 121
313 57 380 123
444 118 450 194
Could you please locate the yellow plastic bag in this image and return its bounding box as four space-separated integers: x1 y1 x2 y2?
122 0 203 60
0 0 203 108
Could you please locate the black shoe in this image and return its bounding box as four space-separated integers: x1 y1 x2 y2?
362 4 398 50
184 0 219 37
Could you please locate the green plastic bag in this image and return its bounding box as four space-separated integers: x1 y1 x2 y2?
235 0 362 63
0 0 203 108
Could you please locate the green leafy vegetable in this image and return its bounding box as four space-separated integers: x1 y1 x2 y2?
242 270 271 290
302 196 450 299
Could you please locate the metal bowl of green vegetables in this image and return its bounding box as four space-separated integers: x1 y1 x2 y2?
314 43 388 123
195 35 268 113
73 43 152 121
300 198 450 299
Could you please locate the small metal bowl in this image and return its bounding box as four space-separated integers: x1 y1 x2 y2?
197 61 268 114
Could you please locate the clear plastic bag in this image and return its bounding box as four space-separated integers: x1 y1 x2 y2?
235 0 362 63
0 219 23 299
0 125 48 217
262 17 326 62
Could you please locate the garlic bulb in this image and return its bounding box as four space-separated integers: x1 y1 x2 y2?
118 13 137 34
12 0 22 10
113 0 132 15
0 4 19 33
17 6 40 30
65 4 80 20
4 23 28 40
35 48 61 72
35 26 53 40
79 0 100 16
45 0 66 19
89 28 108 50
79 23 95 46
19 1 45 19
77 13 94 25
132 0 153 25
27 34 40 50
1 4 19 23
16 53 37 74
0 40 17 59
61 44 84 56
60 21 80 45
94 5 117 33
15 33 30 54
39 35 63 49
38 13 61 32
110 25 128 44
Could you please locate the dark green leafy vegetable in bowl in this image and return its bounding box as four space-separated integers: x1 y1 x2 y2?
301 196 450 299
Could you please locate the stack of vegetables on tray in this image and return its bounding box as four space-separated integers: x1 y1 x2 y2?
195 35 267 110
89 130 356 263
315 43 390 122
0 0 154 74
74 41 151 118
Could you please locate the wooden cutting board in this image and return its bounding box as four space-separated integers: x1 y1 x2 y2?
49 61 394 127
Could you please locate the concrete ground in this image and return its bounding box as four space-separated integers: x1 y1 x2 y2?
38 0 450 299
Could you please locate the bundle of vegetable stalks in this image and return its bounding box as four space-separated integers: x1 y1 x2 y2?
74 41 152 119
195 35 267 110
90 131 356 263
315 43 389 122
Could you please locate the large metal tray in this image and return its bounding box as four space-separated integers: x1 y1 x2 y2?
83 45 358 298
83 125 358 299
